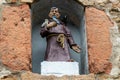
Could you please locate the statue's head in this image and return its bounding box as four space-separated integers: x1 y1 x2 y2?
49 7 60 19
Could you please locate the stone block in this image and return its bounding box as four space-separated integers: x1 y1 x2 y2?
5 0 17 3
41 61 79 76
21 72 95 80
20 0 33 3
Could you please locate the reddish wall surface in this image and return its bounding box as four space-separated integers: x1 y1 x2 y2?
85 7 113 73
0 4 31 70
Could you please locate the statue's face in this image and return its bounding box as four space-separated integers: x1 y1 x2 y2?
49 8 60 19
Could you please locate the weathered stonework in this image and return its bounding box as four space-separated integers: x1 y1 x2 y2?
5 0 33 3
0 4 31 71
0 0 120 79
77 0 120 77
20 0 33 3
110 23 120 77
21 72 95 80
85 7 113 74
79 0 120 77
77 0 120 31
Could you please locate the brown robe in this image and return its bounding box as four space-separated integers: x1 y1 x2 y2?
40 20 76 61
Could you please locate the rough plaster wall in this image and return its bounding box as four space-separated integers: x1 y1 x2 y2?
85 7 113 74
0 4 31 70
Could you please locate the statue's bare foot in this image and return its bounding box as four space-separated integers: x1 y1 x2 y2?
67 59 74 62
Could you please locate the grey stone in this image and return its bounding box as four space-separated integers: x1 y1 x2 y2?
0 68 11 78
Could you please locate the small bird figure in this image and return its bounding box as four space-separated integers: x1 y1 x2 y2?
41 19 49 27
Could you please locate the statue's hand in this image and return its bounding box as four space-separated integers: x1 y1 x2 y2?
47 21 57 29
72 45 81 53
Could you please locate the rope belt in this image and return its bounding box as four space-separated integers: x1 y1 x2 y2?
47 34 65 48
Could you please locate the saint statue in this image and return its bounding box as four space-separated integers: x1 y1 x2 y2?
40 7 81 61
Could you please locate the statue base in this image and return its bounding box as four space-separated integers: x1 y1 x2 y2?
41 61 79 76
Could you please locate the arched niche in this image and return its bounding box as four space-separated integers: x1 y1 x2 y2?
31 0 88 74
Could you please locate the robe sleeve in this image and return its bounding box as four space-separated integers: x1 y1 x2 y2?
40 26 49 38
64 26 77 48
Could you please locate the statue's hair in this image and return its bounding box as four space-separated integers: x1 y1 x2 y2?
51 7 58 10
50 7 61 13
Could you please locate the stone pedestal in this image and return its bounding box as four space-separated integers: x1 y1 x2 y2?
41 61 79 76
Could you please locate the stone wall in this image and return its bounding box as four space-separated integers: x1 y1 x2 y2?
78 0 120 78
0 71 95 80
0 0 120 80
77 0 120 31
110 22 120 77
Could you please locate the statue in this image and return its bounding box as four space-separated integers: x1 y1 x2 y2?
40 7 81 61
